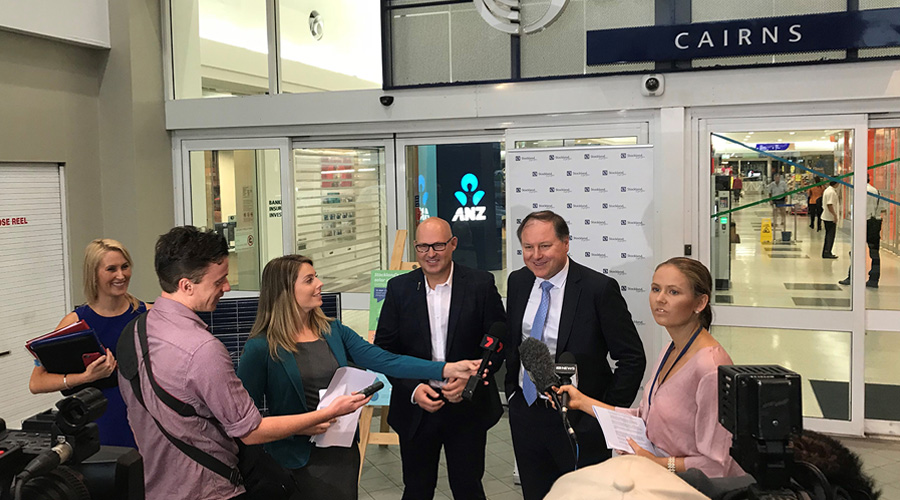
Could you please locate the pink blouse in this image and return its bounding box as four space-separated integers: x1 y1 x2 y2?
619 345 746 478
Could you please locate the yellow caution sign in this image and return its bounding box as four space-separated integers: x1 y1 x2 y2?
760 217 773 244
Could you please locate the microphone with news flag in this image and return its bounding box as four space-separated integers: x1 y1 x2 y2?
461 322 506 401
519 338 578 452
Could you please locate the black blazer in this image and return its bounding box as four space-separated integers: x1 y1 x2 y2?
375 263 507 437
505 259 646 430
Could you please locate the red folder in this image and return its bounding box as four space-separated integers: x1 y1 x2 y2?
25 320 91 358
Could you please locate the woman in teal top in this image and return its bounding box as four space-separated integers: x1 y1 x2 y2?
238 255 478 500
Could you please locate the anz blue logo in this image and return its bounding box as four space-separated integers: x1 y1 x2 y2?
452 173 487 222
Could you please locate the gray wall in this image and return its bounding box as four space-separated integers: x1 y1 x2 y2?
0 0 173 305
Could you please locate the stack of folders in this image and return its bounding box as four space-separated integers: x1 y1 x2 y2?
26 320 106 376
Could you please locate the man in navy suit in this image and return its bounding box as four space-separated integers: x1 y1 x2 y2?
506 210 646 500
375 217 506 500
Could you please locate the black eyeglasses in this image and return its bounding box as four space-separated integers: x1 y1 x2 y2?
414 237 454 253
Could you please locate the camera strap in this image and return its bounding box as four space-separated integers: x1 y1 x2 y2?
118 313 243 486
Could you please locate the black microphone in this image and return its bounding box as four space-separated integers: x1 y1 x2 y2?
462 322 506 401
520 339 577 446
519 337 560 396
556 352 578 416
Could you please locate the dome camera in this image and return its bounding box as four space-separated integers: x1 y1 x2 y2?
379 95 395 106
641 74 665 97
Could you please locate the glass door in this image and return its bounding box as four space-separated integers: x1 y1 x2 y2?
863 120 900 435
698 115 867 436
178 138 291 293
396 135 506 293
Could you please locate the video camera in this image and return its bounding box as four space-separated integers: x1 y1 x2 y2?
719 365 839 500
0 388 143 500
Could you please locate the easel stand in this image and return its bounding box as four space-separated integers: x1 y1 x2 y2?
357 230 419 481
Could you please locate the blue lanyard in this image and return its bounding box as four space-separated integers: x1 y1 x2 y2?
648 326 703 407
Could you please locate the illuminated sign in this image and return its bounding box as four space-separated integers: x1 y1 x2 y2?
452 173 487 222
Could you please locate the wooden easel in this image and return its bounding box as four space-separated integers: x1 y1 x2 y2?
357 230 419 481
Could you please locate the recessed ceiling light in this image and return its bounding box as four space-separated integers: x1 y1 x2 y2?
748 132 755 135
789 132 796 135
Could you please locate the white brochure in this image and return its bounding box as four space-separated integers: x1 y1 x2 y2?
311 366 377 448
592 405 665 457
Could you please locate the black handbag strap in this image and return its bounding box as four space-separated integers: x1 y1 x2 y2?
120 314 243 486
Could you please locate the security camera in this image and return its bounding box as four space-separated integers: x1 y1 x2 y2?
379 95 394 106
641 74 665 97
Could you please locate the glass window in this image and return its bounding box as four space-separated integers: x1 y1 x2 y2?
716 326 850 420
278 0 382 92
293 147 388 292
189 149 283 290
863 128 899 310
513 137 639 149
709 129 854 310
171 0 269 98
865 330 900 421
405 142 506 293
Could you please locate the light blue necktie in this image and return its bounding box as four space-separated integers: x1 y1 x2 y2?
523 280 554 406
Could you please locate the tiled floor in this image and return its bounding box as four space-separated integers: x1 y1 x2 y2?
359 413 900 499
358 414 522 500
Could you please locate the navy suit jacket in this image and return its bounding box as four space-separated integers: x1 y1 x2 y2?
505 259 646 433
374 263 506 438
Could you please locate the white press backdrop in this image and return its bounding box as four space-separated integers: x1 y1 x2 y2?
506 145 656 380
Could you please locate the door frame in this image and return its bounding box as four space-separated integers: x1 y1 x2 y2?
290 138 396 310
696 114 868 436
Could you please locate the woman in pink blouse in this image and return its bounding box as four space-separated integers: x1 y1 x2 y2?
557 257 745 478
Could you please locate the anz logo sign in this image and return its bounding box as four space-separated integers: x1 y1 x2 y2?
452 173 488 222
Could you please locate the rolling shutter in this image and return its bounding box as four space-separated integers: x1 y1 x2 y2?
0 163 70 425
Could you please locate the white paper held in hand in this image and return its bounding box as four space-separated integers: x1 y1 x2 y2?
592 405 665 457
311 366 377 448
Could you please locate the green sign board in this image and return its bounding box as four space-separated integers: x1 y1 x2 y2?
367 269 409 331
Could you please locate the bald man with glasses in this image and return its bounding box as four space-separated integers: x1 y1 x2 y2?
375 217 506 500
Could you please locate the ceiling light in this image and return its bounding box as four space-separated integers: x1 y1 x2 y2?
789 132 796 135
748 132 755 135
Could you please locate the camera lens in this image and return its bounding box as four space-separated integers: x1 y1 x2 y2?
645 77 660 91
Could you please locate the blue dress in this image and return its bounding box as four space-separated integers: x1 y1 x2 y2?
74 302 146 448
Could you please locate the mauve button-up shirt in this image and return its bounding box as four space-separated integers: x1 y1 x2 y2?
618 345 746 478
118 297 262 500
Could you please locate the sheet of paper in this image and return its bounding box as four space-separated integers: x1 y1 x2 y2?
311 366 377 448
592 405 665 457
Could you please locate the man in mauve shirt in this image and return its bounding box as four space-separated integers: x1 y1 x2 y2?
119 226 368 500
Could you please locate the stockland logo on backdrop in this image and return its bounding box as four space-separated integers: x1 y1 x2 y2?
620 219 646 227
549 186 573 194
602 235 626 243
549 154 571 161
532 170 554 178
621 186 646 193
515 155 537 162
567 170 589 177
566 203 590 210
602 203 626 210
515 187 538 194
570 235 590 243
621 285 647 293
585 153 608 160
584 251 608 258
584 186 608 193
601 268 627 276
584 219 607 226
452 173 487 222
603 170 626 176
620 252 647 260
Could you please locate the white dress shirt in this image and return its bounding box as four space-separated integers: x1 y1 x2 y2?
412 263 453 403
517 258 570 397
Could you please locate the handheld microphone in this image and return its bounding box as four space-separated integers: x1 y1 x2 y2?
555 352 578 416
519 338 560 396
520 339 578 447
462 322 506 401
